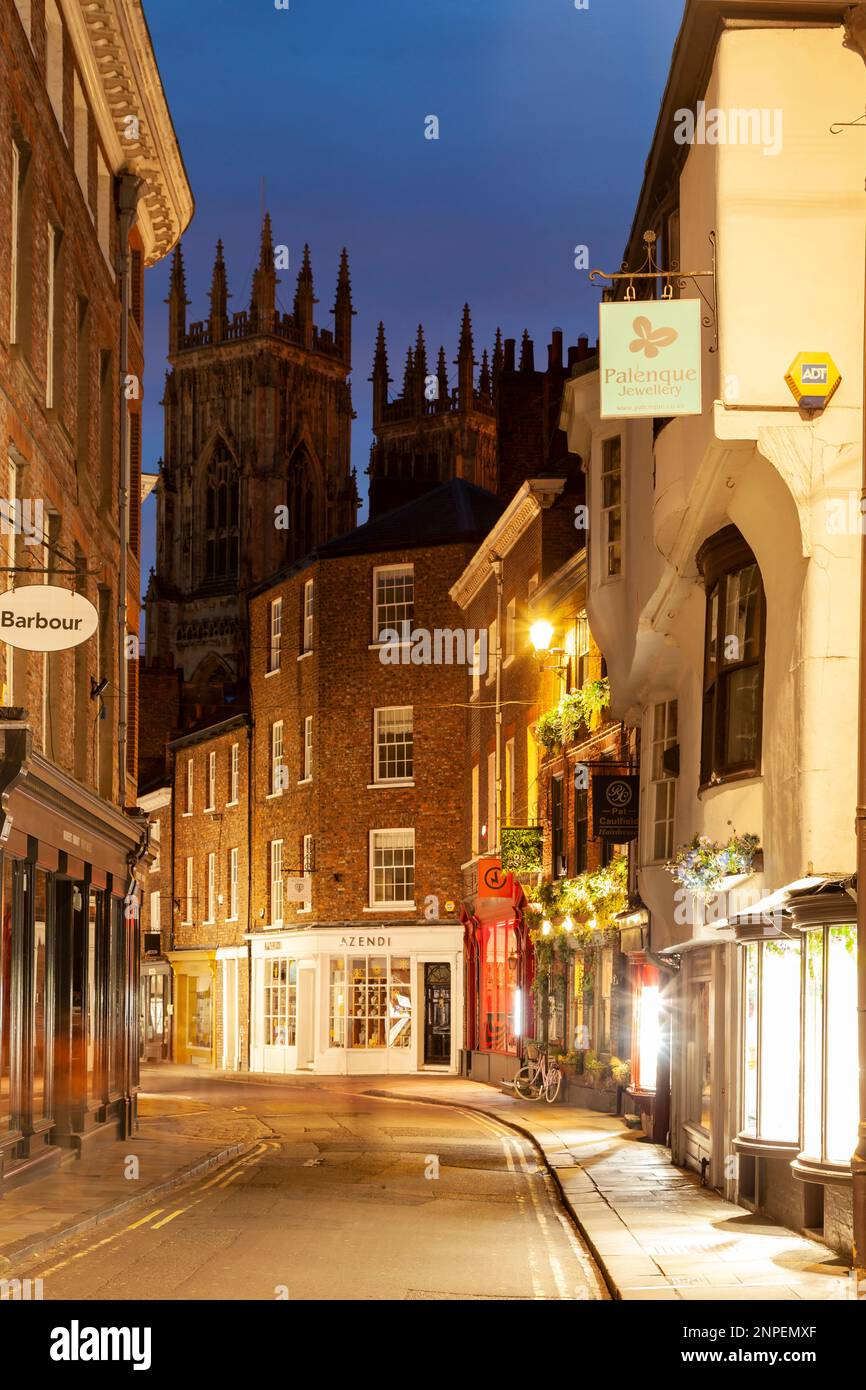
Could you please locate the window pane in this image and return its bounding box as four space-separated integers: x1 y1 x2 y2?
330 956 346 1048
758 938 800 1141
724 666 759 767
742 944 758 1137
724 564 760 664
825 925 857 1164
802 929 823 1158
388 957 412 1047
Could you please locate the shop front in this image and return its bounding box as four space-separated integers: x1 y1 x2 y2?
460 862 528 1087
731 880 858 1257
140 958 172 1063
248 925 463 1075
0 718 146 1192
168 950 217 1066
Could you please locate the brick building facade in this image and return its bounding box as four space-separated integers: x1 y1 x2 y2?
0 0 190 1189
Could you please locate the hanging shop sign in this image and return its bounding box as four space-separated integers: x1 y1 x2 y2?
0 585 98 651
599 299 702 418
784 351 841 410
285 874 312 904
592 773 640 841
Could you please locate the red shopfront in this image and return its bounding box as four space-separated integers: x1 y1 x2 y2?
460 862 531 1086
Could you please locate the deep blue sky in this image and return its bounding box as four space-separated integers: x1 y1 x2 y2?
140 0 685 579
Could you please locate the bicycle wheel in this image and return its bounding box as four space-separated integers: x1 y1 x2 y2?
513 1064 542 1100
544 1065 562 1104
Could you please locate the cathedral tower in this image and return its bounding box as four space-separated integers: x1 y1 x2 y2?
145 217 359 729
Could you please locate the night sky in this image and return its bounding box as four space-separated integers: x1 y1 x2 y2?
140 0 685 577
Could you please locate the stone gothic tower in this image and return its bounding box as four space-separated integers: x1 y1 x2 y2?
367 305 498 520
145 217 359 727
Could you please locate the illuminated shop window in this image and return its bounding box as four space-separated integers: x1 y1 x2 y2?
343 956 412 1049
803 925 857 1165
741 937 801 1142
480 922 518 1055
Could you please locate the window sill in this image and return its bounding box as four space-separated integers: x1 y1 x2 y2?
296 907 312 915
265 791 283 801
203 920 215 927
363 903 416 913
369 641 411 651
698 771 762 795
733 1134 799 1161
367 780 415 790
226 917 239 924
297 777 313 787
181 812 192 818
502 654 515 669
298 650 313 662
791 1154 853 1187
264 668 281 679
226 800 239 809
204 805 215 814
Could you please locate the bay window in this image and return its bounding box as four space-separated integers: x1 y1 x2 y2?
802 924 857 1168
480 921 518 1054
741 937 801 1144
697 526 765 785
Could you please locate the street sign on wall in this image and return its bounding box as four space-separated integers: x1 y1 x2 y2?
599 299 702 418
592 773 640 841
0 585 98 651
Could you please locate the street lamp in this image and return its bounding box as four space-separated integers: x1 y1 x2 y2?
529 619 569 673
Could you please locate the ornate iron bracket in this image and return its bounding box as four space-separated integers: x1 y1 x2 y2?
588 229 718 353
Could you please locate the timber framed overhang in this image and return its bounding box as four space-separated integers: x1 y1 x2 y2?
449 478 566 610
60 0 194 264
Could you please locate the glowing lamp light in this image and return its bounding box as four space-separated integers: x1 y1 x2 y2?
529 620 554 653
588 917 597 930
541 919 553 936
562 915 574 933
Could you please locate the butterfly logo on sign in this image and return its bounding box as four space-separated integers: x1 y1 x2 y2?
629 316 679 359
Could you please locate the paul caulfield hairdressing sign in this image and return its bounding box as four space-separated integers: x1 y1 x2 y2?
0 585 98 651
599 300 702 418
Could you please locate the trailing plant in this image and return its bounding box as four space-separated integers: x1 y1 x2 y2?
667 830 760 897
532 678 611 752
525 853 628 935
500 825 543 875
610 1057 631 1088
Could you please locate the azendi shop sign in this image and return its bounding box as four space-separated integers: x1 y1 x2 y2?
0 585 98 651
599 299 702 418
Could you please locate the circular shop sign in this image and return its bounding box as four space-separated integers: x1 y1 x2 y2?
605 780 633 807
0 585 98 651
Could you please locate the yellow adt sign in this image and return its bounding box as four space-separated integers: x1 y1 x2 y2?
784 352 841 410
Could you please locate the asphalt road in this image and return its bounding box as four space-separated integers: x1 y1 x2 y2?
22 1071 606 1301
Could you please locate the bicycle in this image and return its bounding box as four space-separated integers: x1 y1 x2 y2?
512 1045 562 1103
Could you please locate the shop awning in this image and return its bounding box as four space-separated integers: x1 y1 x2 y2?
658 926 737 955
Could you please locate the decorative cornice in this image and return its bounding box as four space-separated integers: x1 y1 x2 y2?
61 0 193 265
449 479 566 609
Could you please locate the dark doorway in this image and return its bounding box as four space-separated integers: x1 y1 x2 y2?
424 963 451 1065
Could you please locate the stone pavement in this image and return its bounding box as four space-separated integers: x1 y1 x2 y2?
367 1075 853 1302
0 1090 268 1270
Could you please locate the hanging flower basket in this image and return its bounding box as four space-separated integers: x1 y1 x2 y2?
667 831 760 897
533 679 611 752
500 825 543 875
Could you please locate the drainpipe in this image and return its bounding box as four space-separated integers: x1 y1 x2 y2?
843 3 866 1286
115 174 143 808
490 555 503 853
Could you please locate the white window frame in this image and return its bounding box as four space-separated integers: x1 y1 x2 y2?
271 720 284 796
149 818 161 874
504 596 516 663
185 758 193 815
46 221 57 407
73 72 88 197
471 636 481 700
228 846 239 921
228 741 239 805
45 0 64 135
300 834 313 912
471 764 479 855
10 141 20 345
205 851 216 924
149 890 160 935
601 434 623 580
368 828 415 910
96 146 110 265
487 749 496 851
302 578 314 654
183 856 193 924
505 737 515 827
268 596 282 674
206 750 216 811
373 706 413 785
302 714 313 782
648 699 678 864
486 617 497 685
372 563 414 644
270 839 284 927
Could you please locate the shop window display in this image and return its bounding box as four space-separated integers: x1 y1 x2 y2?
343 956 412 1049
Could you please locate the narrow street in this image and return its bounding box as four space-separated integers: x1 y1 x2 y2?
16 1071 606 1302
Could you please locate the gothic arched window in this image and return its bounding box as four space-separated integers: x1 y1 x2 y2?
204 452 239 580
